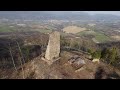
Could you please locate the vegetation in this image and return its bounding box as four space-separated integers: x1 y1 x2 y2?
1 12 120 79
101 47 119 65
35 29 52 34
0 26 15 32
60 34 120 70
92 50 101 59
0 33 42 69
77 30 111 43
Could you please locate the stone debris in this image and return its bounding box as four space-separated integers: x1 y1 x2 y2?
92 59 100 63
68 56 86 67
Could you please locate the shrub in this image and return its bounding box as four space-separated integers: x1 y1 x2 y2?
92 50 101 59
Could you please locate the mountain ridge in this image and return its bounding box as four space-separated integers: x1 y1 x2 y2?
0 11 120 21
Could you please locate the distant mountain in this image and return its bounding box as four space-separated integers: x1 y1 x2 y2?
0 11 91 20
0 11 120 21
92 14 120 21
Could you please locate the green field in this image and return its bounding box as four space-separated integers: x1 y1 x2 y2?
0 26 15 32
34 29 53 34
77 30 111 43
94 33 110 42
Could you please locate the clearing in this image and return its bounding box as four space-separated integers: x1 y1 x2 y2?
62 26 87 34
111 35 120 41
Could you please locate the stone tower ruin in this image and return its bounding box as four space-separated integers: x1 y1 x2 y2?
42 31 60 65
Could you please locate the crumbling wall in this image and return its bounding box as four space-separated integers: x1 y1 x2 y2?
45 31 60 61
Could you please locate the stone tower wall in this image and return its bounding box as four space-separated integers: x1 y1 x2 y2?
45 31 60 60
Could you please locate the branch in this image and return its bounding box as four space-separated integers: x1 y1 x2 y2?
9 43 18 72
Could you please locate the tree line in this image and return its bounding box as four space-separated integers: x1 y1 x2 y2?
60 36 120 69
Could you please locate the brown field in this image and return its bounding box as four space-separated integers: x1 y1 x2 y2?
111 35 120 41
63 26 87 34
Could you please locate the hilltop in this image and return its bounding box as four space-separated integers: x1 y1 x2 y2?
1 50 120 79
0 31 120 79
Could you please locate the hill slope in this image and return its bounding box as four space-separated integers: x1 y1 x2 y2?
2 51 120 79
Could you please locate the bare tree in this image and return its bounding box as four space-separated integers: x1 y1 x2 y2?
15 35 25 79
15 40 25 64
12 30 25 79
8 43 18 72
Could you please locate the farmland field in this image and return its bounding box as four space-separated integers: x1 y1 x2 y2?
34 29 53 34
77 30 111 43
63 26 87 34
0 26 15 32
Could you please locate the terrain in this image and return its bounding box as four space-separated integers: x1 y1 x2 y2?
0 11 120 79
0 31 120 79
1 44 120 79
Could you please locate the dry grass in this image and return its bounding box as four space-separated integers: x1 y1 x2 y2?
111 35 120 40
63 26 87 34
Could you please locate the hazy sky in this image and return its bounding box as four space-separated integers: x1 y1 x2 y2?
53 11 120 16
84 11 120 16
1 11 120 16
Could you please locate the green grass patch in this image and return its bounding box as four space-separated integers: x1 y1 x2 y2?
35 29 53 34
77 30 95 36
77 30 111 43
94 33 110 43
0 26 16 32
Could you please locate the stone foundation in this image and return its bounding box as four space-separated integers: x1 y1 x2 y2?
41 57 61 65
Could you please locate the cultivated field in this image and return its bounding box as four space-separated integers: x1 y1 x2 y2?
63 26 87 34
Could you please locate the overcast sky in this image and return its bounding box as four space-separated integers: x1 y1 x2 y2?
54 11 120 16
83 11 120 16
0 11 120 16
